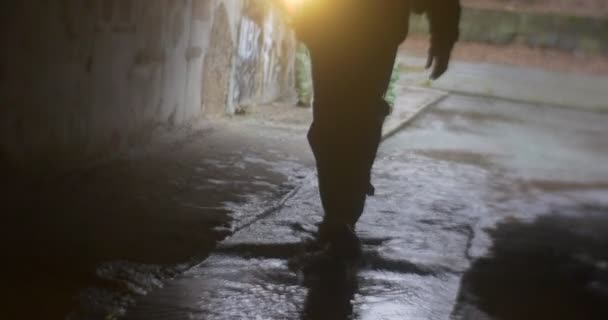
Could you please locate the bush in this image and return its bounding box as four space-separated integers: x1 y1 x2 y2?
385 61 401 109
295 43 313 107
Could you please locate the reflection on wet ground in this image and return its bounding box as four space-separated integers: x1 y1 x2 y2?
12 92 589 319
3 124 312 319
301 266 358 320
383 95 608 319
413 150 497 169
120 94 608 320
124 149 475 319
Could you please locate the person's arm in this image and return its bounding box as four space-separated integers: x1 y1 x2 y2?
411 0 461 79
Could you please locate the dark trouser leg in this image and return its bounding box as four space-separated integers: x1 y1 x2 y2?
307 43 398 234
308 111 385 230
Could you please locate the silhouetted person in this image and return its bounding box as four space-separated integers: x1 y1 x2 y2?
288 0 461 260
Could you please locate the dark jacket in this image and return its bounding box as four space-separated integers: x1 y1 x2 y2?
292 0 460 54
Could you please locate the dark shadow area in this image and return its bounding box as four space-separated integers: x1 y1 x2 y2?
300 262 359 320
217 239 450 276
0 150 295 318
453 205 608 320
216 242 303 259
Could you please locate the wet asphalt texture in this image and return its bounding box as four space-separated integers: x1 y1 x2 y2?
2 123 313 319
121 94 608 320
2 88 607 319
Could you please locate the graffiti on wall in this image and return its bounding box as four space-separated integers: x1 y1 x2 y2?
233 0 294 106
234 14 262 105
261 9 279 99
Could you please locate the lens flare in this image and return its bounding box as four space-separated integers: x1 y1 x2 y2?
284 0 305 14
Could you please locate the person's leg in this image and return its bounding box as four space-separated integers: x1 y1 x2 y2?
307 42 398 250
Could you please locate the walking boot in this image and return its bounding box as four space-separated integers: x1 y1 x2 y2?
325 224 362 261
289 223 362 273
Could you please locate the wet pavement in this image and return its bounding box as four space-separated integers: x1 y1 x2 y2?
121 94 608 319
3 122 314 319
4 74 607 319
2 80 439 319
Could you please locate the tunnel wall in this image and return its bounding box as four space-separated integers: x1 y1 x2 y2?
0 0 296 174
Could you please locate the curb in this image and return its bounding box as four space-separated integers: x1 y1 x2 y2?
382 86 448 140
398 56 608 112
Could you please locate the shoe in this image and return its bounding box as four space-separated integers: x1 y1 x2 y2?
289 224 361 273
288 245 333 274
288 242 360 278
300 234 327 253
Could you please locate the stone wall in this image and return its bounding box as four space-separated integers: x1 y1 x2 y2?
0 0 296 174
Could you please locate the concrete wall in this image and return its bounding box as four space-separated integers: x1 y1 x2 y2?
0 0 296 174
411 7 608 54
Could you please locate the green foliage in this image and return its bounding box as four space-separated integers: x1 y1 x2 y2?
295 43 313 106
384 61 401 108
104 314 119 320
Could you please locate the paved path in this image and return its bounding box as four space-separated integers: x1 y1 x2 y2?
6 122 314 320
62 79 443 319
123 93 608 319
399 55 608 112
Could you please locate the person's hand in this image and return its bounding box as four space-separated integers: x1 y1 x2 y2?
425 43 451 80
